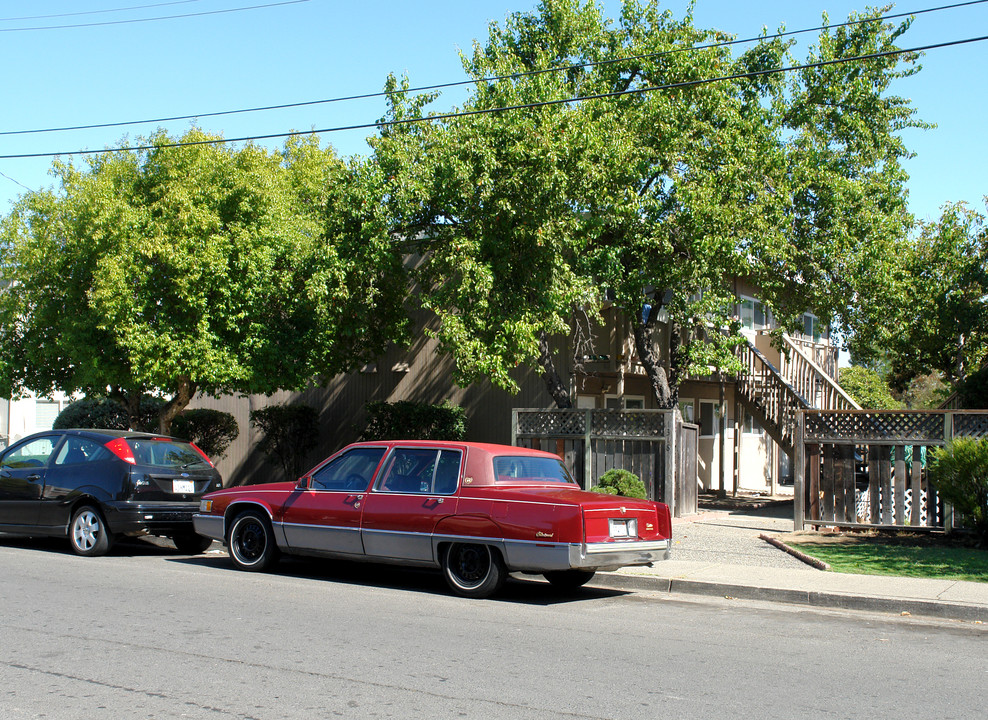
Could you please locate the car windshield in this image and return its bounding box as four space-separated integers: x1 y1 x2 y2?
127 439 206 468
493 456 575 484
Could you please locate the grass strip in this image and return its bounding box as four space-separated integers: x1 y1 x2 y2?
787 541 988 583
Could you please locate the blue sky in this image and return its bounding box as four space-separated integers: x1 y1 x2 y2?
1 0 985 222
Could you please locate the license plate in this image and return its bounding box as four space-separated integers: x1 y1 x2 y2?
609 518 638 538
173 480 195 494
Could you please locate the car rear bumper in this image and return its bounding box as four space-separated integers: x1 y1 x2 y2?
102 501 200 536
501 537 672 573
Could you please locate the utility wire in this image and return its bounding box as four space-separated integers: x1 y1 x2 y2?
2 33 984 161
0 170 33 192
0 0 308 32
1 0 984 137
0 1 198 22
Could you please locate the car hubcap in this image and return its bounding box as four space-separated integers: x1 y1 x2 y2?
73 511 99 551
450 545 490 588
235 521 265 561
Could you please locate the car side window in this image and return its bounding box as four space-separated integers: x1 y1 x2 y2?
54 437 110 466
376 448 461 495
310 447 386 491
1 437 58 469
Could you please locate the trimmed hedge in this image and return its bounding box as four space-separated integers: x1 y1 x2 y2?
249 403 320 483
170 409 239 460
361 400 467 441
54 396 165 432
929 438 988 544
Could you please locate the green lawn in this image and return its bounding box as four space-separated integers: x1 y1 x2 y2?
787 540 988 583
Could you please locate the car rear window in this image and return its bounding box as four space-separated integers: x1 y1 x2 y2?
127 439 207 468
493 456 576 484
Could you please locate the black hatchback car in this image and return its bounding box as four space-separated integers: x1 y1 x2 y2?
0 429 223 556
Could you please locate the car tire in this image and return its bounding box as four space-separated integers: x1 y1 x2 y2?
543 569 596 590
227 511 279 572
442 543 506 599
172 533 214 555
69 505 114 557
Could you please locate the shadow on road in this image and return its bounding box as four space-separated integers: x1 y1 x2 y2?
171 551 630 606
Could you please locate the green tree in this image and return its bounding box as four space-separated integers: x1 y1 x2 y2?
853 202 988 393
838 365 901 409
0 130 409 432
375 0 923 408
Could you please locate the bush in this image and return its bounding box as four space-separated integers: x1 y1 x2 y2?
54 396 165 431
170 409 239 460
928 438 988 544
590 469 648 499
361 400 467 441
249 403 320 483
54 398 129 430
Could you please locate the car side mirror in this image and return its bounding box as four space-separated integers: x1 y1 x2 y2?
297 475 310 490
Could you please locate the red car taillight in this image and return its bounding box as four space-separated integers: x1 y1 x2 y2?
105 438 136 465
189 442 215 468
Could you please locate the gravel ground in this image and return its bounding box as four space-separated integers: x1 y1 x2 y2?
672 503 815 570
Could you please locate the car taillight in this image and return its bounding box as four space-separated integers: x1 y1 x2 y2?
105 438 136 465
189 442 215 468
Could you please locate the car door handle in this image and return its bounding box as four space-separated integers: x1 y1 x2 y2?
27 474 42 482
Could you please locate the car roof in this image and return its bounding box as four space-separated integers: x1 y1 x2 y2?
344 440 560 460
17 428 179 441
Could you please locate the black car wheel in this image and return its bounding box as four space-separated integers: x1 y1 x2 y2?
69 505 114 557
227 511 279 572
172 533 214 555
543 569 596 590
442 543 506 599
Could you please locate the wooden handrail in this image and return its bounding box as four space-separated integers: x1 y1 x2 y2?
779 334 860 411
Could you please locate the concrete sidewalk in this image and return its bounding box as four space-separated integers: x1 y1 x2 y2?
596 500 988 623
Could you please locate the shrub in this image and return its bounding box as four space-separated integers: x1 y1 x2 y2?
928 438 988 544
249 403 320 482
54 398 129 430
590 469 648 499
170 409 239 460
361 400 467 441
54 396 166 431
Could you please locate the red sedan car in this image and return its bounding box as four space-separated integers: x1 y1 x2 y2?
193 441 671 598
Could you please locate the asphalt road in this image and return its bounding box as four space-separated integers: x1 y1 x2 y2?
1 535 985 720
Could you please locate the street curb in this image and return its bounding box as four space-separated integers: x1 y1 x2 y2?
591 572 988 623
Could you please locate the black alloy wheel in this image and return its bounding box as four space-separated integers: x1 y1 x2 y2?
442 543 506 599
227 511 279 572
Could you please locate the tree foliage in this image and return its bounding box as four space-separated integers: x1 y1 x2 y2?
838 366 901 410
590 468 648 499
0 131 408 432
852 202 988 393
928 438 988 544
375 0 924 407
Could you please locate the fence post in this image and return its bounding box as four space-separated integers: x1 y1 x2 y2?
944 412 954 531
511 409 518 447
665 410 677 516
583 409 593 491
794 410 806 530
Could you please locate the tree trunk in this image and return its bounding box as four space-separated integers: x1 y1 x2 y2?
158 376 198 435
538 330 572 409
632 318 676 408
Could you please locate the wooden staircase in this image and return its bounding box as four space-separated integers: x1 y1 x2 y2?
735 334 859 456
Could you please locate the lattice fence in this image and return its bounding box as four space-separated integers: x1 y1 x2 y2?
795 410 988 531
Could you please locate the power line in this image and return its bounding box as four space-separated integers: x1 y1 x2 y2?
3 33 984 161
0 170 33 192
0 0 308 32
0 1 198 23
1 0 984 137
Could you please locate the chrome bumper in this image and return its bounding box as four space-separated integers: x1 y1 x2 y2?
192 514 225 542
572 539 672 570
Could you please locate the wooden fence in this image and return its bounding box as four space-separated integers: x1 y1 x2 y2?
794 410 988 530
511 408 699 517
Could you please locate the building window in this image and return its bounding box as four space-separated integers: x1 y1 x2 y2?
679 399 695 423
803 313 825 343
740 296 768 332
34 401 62 432
605 395 645 410
699 401 720 438
743 411 764 436
575 396 596 409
